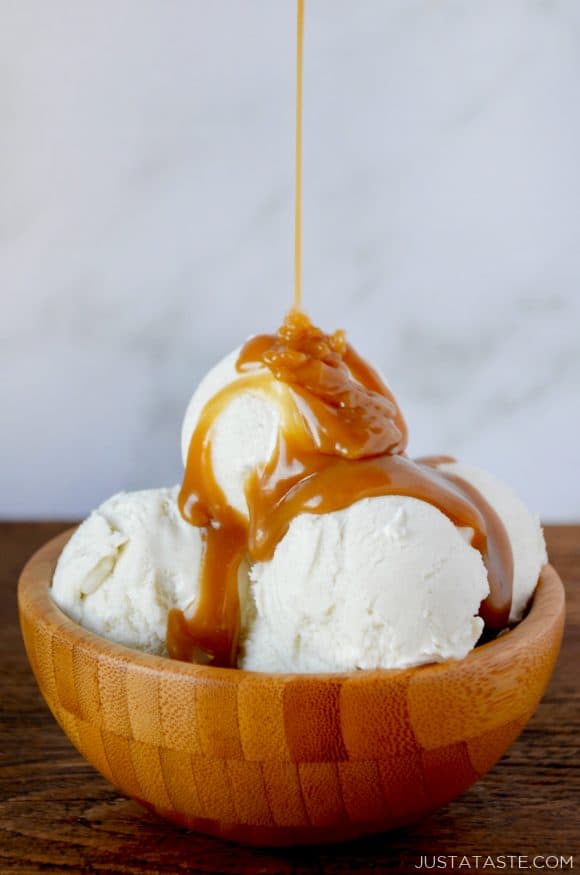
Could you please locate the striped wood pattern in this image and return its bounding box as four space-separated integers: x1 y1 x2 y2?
17 530 565 846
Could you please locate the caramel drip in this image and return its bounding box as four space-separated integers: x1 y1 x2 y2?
166 523 245 667
248 450 489 564
175 373 261 666
293 0 305 311
238 312 407 458
173 312 514 665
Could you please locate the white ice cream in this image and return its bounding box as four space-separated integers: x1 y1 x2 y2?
52 487 206 655
437 461 547 622
52 344 546 671
239 495 490 673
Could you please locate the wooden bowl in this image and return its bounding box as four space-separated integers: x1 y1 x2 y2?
18 530 565 847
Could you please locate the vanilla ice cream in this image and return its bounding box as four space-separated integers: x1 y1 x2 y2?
52 330 547 672
240 495 490 673
52 487 207 655
437 461 547 622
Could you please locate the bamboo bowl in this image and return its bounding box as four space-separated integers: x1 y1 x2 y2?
18 530 565 847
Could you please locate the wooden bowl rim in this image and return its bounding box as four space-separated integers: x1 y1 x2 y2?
18 527 565 687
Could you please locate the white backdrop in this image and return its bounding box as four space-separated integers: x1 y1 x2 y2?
2 0 580 520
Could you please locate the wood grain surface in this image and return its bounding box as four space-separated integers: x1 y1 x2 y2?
1 522 579 873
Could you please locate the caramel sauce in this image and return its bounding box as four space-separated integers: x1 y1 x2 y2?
238 314 407 458
293 0 305 312
169 1 514 666
173 312 514 665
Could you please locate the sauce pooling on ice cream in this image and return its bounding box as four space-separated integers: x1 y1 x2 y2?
172 311 514 666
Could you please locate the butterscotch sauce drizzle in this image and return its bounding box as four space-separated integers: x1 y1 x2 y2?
238 317 407 458
293 0 305 312
173 311 514 665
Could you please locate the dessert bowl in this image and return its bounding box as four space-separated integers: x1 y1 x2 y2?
19 529 565 847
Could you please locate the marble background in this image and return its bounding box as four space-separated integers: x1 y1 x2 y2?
2 0 579 520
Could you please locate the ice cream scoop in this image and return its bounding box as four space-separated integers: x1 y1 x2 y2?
240 457 547 673
51 487 204 654
437 461 547 622
51 487 254 656
240 494 490 673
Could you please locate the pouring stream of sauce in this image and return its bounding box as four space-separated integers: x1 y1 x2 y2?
294 0 304 312
169 2 514 666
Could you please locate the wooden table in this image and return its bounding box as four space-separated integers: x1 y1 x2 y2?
1 523 578 874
